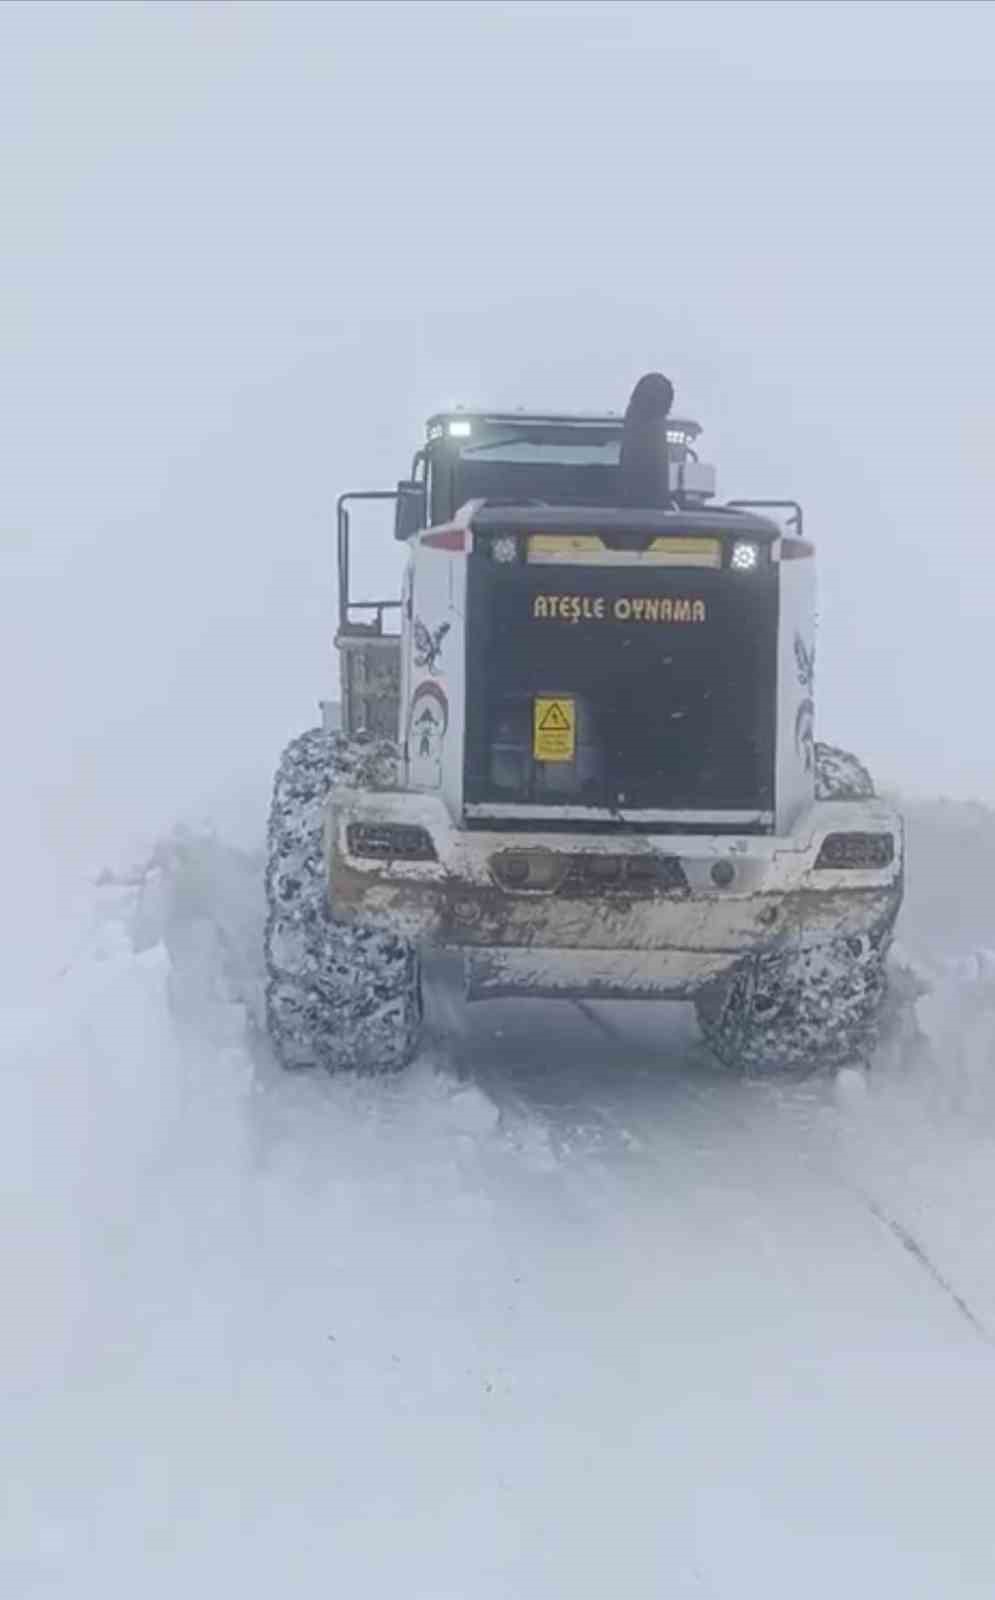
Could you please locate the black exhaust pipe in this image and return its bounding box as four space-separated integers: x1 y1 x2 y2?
619 372 675 509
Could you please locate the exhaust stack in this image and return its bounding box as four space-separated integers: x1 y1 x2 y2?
620 372 675 509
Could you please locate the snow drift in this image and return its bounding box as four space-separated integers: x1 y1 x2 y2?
4 796 995 1596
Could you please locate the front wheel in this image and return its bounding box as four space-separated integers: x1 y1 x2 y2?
697 740 897 1073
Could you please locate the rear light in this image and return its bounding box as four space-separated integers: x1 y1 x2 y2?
346 822 437 862
421 527 467 551
815 832 894 870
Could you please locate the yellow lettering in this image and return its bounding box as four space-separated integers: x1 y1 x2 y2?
531 592 704 623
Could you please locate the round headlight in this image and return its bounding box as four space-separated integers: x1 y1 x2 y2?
491 535 520 564
731 540 759 571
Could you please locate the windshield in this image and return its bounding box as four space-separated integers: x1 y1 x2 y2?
452 426 623 508
458 435 621 466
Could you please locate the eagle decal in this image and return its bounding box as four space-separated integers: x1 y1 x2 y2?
794 632 815 772
414 618 450 675
794 633 815 693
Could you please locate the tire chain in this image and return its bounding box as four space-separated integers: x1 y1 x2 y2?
264 729 420 1073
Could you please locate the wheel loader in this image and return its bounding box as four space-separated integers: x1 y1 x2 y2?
265 373 903 1074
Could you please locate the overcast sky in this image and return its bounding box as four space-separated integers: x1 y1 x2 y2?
4 0 995 890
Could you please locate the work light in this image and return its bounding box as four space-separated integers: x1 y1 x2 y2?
731 540 759 571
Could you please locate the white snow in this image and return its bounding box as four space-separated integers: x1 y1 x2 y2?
5 801 995 1597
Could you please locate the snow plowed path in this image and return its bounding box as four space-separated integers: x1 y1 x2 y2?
4 829 995 1598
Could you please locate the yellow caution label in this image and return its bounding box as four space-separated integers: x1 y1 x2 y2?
534 697 576 762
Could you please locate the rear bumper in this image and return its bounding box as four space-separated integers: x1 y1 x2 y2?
325 790 903 1000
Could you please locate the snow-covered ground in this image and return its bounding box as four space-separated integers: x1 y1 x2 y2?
4 799 995 1597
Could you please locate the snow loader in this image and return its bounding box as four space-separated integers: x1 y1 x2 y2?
265 373 904 1074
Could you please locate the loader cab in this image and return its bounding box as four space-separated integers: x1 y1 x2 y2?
419 411 714 525
336 375 813 836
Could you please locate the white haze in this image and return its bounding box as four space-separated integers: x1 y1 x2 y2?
4 2 995 908
5 4 995 1593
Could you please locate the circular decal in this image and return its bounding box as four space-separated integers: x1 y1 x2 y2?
408 681 449 789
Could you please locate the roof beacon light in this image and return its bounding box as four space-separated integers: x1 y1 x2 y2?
448 419 473 438
731 540 759 572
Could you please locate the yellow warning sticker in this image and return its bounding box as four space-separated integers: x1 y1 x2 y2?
534 697 576 762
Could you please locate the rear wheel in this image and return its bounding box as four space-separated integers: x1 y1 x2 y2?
696 744 894 1073
264 729 421 1074
694 928 893 1075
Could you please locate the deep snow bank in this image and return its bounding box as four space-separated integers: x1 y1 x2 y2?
4 797 995 1597
835 791 995 1342
899 791 995 963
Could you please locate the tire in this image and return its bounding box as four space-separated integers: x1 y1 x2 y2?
694 924 894 1075
814 742 875 801
696 743 894 1073
264 728 421 1073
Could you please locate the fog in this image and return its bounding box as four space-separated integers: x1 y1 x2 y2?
7 8 995 1591
5 1 995 899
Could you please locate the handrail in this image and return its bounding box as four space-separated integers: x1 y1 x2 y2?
336 490 399 633
725 499 804 538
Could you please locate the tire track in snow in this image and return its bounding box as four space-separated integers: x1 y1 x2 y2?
569 998 995 1353
862 1196 995 1348
134 828 995 1358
